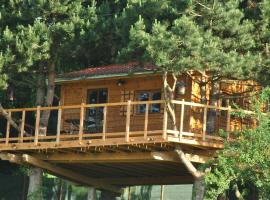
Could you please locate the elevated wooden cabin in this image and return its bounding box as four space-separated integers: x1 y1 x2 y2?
0 63 260 193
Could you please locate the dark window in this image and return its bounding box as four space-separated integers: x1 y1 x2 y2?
136 90 162 114
86 88 108 133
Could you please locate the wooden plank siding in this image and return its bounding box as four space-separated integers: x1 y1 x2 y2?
60 74 193 135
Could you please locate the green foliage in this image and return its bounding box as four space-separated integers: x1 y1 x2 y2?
204 88 270 199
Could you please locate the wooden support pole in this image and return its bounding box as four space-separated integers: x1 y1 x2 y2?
5 112 11 145
226 105 231 139
144 103 149 140
179 99 185 140
202 107 207 141
102 106 107 141
79 103 85 143
162 106 168 139
20 110 26 143
34 106 41 145
160 185 164 200
125 100 131 142
56 108 62 144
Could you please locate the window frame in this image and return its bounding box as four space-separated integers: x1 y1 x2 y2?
135 90 162 114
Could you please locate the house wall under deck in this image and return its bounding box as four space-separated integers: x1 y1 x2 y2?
59 74 193 134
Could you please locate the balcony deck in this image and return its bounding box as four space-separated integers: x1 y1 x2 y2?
0 100 250 192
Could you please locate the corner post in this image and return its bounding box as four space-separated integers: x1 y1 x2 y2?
226 105 231 139
162 102 168 139
125 100 131 142
5 111 11 145
34 106 41 145
179 99 185 140
79 103 85 143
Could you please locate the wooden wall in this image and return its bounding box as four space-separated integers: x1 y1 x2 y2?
59 73 260 135
60 74 192 134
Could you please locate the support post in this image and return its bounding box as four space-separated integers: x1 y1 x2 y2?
5 112 11 145
144 103 149 140
179 99 185 140
162 105 168 139
34 106 41 145
102 106 107 141
202 107 207 141
79 103 85 143
226 105 231 139
20 110 26 143
125 100 131 142
160 185 164 200
56 108 62 144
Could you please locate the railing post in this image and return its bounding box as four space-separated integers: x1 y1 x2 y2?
144 103 149 140
125 100 131 142
5 111 11 145
79 103 85 143
56 107 62 144
202 106 207 141
20 110 26 143
179 99 185 140
162 103 168 139
226 105 231 139
102 106 107 141
34 106 41 145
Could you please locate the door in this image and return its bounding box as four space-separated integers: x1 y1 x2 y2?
86 88 108 133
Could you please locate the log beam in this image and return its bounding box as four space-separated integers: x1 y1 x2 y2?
34 151 211 164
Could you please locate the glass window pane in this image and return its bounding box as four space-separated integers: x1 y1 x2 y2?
99 89 108 103
151 91 161 113
137 92 150 113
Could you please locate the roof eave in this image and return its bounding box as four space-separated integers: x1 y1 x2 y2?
55 71 161 84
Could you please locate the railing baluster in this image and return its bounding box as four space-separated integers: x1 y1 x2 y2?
20 110 26 143
5 111 11 145
162 103 168 139
79 103 85 143
226 105 231 139
34 106 41 145
56 108 62 144
179 99 185 140
125 100 131 142
202 106 207 141
144 103 149 140
102 106 107 141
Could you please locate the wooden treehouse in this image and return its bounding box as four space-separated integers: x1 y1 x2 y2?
0 64 260 194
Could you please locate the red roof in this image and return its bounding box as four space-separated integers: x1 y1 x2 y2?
57 63 158 80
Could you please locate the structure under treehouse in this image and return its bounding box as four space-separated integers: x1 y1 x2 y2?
0 63 260 194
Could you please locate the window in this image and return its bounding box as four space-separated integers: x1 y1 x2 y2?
136 90 162 114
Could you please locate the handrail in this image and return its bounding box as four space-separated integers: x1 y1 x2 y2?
0 99 256 150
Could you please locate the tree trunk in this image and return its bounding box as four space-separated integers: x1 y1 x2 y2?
40 62 56 135
27 168 43 198
27 61 56 198
174 145 205 200
206 80 219 133
192 177 205 200
87 187 96 200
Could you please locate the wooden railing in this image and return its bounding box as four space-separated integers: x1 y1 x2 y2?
0 100 255 150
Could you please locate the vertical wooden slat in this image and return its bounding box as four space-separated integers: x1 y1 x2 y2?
144 103 149 140
79 103 85 143
34 106 41 145
202 106 207 141
5 112 11 145
56 108 62 144
125 100 131 142
179 99 185 140
20 110 26 143
226 105 231 139
162 103 168 139
102 106 107 141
